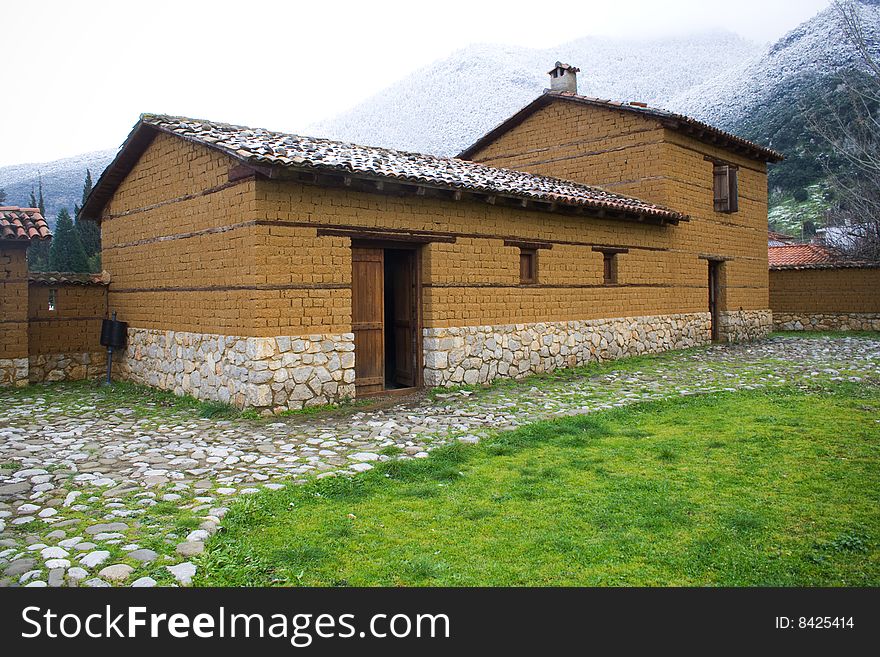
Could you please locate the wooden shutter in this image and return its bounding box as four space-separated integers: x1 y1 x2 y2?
713 165 730 212
603 253 614 284
520 249 536 284
727 167 739 213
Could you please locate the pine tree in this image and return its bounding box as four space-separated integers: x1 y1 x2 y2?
74 169 101 270
48 208 89 273
38 175 45 215
0 188 6 204
27 176 51 271
27 236 51 272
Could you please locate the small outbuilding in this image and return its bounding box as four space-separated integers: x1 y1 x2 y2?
769 243 880 331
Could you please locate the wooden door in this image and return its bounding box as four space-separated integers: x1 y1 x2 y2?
391 251 416 387
352 247 385 395
708 261 721 342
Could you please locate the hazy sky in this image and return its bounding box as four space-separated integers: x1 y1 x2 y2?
1 0 831 166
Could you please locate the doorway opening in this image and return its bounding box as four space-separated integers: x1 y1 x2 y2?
708 260 722 342
384 249 417 390
351 244 421 397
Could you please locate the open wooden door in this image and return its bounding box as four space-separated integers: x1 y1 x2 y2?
390 250 416 387
352 247 385 395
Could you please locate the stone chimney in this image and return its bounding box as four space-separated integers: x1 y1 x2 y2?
548 62 579 94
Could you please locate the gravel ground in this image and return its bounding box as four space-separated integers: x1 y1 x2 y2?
1 334 878 587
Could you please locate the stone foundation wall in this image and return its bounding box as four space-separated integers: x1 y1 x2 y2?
28 352 106 383
119 329 356 412
0 358 29 387
423 312 712 387
773 312 880 332
716 309 773 343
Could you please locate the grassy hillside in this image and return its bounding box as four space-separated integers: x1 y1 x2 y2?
737 70 876 235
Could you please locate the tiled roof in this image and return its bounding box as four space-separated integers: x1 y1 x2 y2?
28 271 109 286
0 207 50 242
458 90 784 163
769 243 879 270
81 114 687 224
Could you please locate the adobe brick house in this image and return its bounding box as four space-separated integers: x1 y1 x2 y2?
79 64 782 411
769 243 880 330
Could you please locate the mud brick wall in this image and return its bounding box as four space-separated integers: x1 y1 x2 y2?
0 244 29 360
254 180 723 332
27 283 107 355
770 264 880 331
0 243 30 386
255 172 763 332
770 267 880 315
101 132 259 334
465 100 770 315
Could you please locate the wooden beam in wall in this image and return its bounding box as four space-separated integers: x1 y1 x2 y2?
316 226 457 244
504 239 553 250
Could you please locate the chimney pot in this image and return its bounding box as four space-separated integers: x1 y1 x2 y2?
548 61 579 94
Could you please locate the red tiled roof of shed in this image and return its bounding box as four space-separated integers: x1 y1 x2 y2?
28 271 109 286
769 243 879 270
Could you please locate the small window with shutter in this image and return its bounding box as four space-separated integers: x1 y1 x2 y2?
603 252 617 285
713 163 739 213
48 289 57 312
519 248 537 284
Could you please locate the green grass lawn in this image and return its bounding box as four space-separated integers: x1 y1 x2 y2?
198 383 880 587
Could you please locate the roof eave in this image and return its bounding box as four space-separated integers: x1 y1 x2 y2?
249 162 687 225
79 120 160 221
457 94 553 160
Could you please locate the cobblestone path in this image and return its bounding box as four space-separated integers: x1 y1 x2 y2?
1 335 878 586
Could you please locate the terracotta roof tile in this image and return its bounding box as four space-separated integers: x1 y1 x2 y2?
138 114 687 223
0 207 50 242
28 271 109 286
769 243 879 270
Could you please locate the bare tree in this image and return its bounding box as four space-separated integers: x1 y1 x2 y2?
806 0 880 260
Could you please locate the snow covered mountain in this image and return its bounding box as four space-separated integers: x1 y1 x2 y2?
667 0 880 132
0 150 115 225
312 32 761 157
